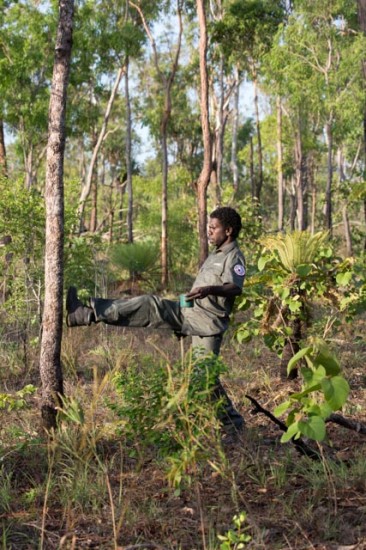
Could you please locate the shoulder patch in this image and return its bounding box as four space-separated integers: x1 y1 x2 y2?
234 264 245 276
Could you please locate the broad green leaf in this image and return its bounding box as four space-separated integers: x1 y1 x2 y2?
314 351 340 375
274 400 292 417
298 416 326 441
321 376 350 410
258 256 269 272
281 421 300 443
287 346 312 374
336 271 352 286
279 287 290 300
288 300 302 313
237 330 251 344
296 264 312 277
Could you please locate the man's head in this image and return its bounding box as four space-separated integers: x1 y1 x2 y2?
209 207 242 240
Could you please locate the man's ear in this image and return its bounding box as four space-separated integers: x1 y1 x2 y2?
226 226 233 236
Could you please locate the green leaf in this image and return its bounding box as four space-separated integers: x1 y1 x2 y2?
274 400 292 417
314 352 340 376
298 416 326 441
296 264 312 277
287 346 312 374
321 376 350 410
336 271 352 286
237 329 251 343
288 300 302 313
258 255 269 272
281 421 300 443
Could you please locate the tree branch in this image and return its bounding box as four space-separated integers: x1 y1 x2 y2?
245 394 321 460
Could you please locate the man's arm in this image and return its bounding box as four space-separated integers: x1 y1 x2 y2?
185 283 241 300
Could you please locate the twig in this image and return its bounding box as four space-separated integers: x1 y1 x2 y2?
245 394 321 460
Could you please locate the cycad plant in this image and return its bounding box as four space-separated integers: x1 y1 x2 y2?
236 230 351 379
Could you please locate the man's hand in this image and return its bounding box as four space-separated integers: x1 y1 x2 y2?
185 283 241 301
185 286 212 300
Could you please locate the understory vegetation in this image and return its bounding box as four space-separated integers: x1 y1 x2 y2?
1 309 365 548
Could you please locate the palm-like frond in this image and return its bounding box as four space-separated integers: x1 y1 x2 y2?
261 231 329 272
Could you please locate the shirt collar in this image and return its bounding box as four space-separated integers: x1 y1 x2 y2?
214 240 237 254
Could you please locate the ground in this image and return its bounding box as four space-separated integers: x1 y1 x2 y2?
1 316 366 549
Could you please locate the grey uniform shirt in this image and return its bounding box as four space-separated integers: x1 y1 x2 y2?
181 240 246 336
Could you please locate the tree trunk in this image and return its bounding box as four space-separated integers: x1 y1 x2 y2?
324 119 333 233
0 120 7 177
252 67 263 202
357 0 366 251
342 204 353 257
289 176 297 231
125 56 133 244
231 65 240 194
77 66 125 232
276 96 284 232
40 0 74 431
196 0 212 265
131 0 182 287
89 132 98 232
294 126 304 230
250 137 255 200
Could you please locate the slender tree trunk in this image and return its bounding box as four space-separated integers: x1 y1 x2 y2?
77 66 125 232
0 120 7 176
357 0 366 250
276 96 284 231
125 56 133 244
196 0 212 264
324 119 333 232
130 0 182 286
309 158 316 235
161 108 169 286
289 176 297 231
40 0 74 431
252 66 263 202
250 137 255 200
231 65 240 194
294 127 304 230
338 147 353 256
89 132 98 232
342 205 353 257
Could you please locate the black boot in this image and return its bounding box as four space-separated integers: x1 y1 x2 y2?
213 379 245 431
66 286 94 327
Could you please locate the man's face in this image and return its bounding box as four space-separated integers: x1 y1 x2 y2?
207 217 233 248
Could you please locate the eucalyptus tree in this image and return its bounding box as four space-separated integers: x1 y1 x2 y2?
130 0 183 286
263 0 365 235
0 1 56 187
212 0 286 202
196 0 212 264
357 0 366 250
70 0 145 237
40 0 74 430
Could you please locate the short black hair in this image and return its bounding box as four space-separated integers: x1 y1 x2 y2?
210 206 242 239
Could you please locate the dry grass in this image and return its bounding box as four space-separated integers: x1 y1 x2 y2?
1 318 366 549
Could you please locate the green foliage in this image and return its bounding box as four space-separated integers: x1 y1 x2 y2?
109 240 159 280
0 178 45 324
109 353 228 487
217 511 252 549
64 233 104 295
0 385 36 412
274 339 350 442
235 231 355 354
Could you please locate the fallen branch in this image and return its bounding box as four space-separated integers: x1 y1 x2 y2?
326 413 366 435
245 394 320 460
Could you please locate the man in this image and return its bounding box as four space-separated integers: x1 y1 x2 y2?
66 206 246 429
